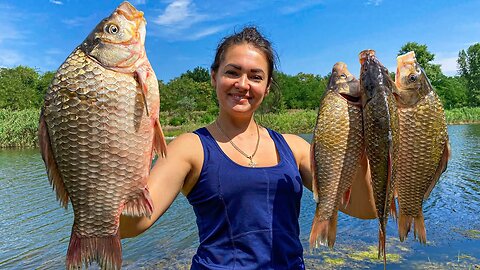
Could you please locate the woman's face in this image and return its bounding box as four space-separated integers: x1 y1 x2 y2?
211 43 270 116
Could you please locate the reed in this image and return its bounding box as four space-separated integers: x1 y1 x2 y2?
1 107 479 148
0 109 40 148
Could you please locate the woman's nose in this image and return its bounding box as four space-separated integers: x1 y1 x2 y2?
235 75 250 90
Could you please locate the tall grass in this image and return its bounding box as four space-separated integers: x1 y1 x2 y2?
445 107 480 124
1 107 479 148
0 108 40 148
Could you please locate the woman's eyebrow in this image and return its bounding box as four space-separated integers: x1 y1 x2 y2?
225 64 265 74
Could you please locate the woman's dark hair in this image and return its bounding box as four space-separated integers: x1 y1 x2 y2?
211 26 278 87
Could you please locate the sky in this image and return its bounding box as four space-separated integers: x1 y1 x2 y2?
0 0 479 82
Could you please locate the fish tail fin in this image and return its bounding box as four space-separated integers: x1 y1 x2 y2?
153 119 168 158
398 213 413 242
122 186 154 218
413 210 427 244
327 211 339 249
66 230 122 270
377 222 387 262
38 112 69 208
309 205 329 249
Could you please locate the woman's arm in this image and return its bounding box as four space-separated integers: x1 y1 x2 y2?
282 134 312 191
119 133 203 238
283 134 376 219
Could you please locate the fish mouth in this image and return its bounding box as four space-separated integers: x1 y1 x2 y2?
340 93 361 104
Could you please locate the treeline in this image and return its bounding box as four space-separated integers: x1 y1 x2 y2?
1 42 480 119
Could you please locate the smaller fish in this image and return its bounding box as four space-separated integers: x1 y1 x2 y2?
310 62 364 249
359 49 399 268
394 51 450 244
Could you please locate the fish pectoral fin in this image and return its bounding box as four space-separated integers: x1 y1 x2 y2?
424 140 450 200
341 187 352 208
309 205 330 249
39 112 69 208
310 141 319 203
389 197 398 221
135 68 150 117
153 118 168 158
122 186 154 218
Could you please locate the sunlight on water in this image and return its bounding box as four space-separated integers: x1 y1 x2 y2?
0 125 479 269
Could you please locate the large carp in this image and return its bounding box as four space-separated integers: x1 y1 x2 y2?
359 49 399 266
394 51 450 244
38 2 167 269
309 62 364 249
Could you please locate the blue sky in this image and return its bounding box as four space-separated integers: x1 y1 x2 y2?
0 0 479 82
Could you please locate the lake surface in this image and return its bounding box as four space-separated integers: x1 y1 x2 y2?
0 125 479 269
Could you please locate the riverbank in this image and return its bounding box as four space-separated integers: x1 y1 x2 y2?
1 107 479 148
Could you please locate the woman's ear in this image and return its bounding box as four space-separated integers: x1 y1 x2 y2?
210 70 216 87
265 83 271 96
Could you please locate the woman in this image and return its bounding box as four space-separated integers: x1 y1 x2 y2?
120 26 375 269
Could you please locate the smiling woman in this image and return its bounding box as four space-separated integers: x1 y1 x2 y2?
119 26 315 269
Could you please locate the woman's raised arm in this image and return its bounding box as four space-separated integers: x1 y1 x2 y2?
119 133 203 238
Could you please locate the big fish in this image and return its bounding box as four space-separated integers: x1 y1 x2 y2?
38 2 167 269
359 49 399 266
309 62 364 249
394 51 450 244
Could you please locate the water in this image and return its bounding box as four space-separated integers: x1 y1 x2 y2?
0 125 479 269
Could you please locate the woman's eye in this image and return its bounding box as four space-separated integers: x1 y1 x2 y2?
251 75 263 81
225 70 237 76
104 24 119 34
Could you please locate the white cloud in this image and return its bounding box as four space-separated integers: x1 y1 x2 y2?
49 0 63 5
62 16 94 27
279 0 323 14
434 56 459 76
366 0 383 6
186 25 231 41
130 0 146 5
155 0 207 27
0 49 23 67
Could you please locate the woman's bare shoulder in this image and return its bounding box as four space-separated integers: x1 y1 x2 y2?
281 133 311 149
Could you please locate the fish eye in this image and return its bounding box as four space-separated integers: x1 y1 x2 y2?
408 74 417 82
104 24 119 34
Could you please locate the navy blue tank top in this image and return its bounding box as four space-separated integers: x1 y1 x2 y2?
188 127 305 270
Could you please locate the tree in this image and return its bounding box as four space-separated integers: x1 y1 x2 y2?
434 75 468 109
0 66 42 110
398 42 443 83
458 43 480 106
181 66 211 83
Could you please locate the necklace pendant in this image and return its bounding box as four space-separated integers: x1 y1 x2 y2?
248 159 256 168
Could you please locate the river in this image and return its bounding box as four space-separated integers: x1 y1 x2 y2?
0 124 479 269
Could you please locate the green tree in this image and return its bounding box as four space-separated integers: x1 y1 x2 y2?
0 66 42 110
398 42 443 83
458 43 480 106
181 66 211 83
434 75 468 109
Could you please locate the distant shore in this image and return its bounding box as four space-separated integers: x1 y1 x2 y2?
1 108 479 148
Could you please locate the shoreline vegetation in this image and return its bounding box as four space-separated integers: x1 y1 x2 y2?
1 107 479 148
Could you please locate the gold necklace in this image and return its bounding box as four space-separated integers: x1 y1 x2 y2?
215 120 260 168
